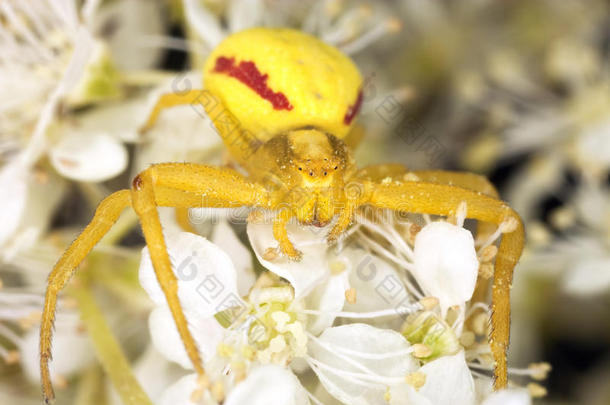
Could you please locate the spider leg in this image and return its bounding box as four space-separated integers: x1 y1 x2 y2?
365 180 524 390
41 164 267 402
353 164 500 242
130 163 268 380
175 207 196 233
273 207 302 260
141 89 208 132
40 190 131 403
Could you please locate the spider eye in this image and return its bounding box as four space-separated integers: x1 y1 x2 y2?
324 172 327 176
298 167 302 171
334 166 338 170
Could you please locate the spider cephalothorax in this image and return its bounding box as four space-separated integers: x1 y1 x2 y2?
40 27 524 403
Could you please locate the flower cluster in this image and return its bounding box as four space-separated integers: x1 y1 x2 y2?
135 205 545 404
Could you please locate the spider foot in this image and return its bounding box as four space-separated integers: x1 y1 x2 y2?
278 241 303 261
326 223 349 246
284 247 303 262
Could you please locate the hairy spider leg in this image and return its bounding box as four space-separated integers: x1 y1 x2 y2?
40 190 131 403
365 180 524 389
354 165 502 304
40 164 268 403
131 163 267 377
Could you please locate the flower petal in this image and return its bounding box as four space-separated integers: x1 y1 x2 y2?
183 0 225 48
0 160 28 247
397 351 475 405
309 324 417 405
50 132 128 182
345 248 408 314
224 364 311 405
20 314 94 383
139 232 242 318
158 373 200 405
93 0 165 70
413 222 478 314
247 219 332 298
211 220 256 297
305 270 349 335
227 0 265 33
149 306 224 369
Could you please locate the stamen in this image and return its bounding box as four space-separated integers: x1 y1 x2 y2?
0 322 22 346
527 382 547 398
355 229 416 273
459 331 476 347
308 357 383 389
412 343 432 358
382 221 415 261
478 245 498 262
356 213 415 260
301 304 421 319
340 18 402 55
476 226 504 251
345 287 357 304
405 372 426 390
455 201 468 228
211 380 225 402
320 5 371 45
419 296 439 310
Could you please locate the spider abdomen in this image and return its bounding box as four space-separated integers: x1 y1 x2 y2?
204 28 363 142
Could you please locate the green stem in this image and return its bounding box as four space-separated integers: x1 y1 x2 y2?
72 282 153 405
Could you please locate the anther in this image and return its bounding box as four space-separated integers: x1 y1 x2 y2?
412 343 432 358
345 288 357 304
405 372 426 390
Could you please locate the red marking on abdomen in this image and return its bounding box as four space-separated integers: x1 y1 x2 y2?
343 89 363 125
213 56 293 111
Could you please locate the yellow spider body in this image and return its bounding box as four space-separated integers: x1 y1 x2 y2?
40 28 524 403
204 28 362 141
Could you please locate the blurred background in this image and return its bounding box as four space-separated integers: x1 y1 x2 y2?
1 0 609 403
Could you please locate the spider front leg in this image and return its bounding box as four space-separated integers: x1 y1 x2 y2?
364 180 524 390
131 163 267 373
41 191 131 403
40 164 267 403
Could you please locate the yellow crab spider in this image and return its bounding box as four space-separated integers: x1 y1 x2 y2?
40 28 523 401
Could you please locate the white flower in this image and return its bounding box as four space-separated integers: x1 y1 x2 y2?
517 179 610 296
390 351 475 405
0 0 132 254
19 312 95 385
160 364 311 405
183 0 401 57
308 323 418 405
50 131 128 182
412 221 479 314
